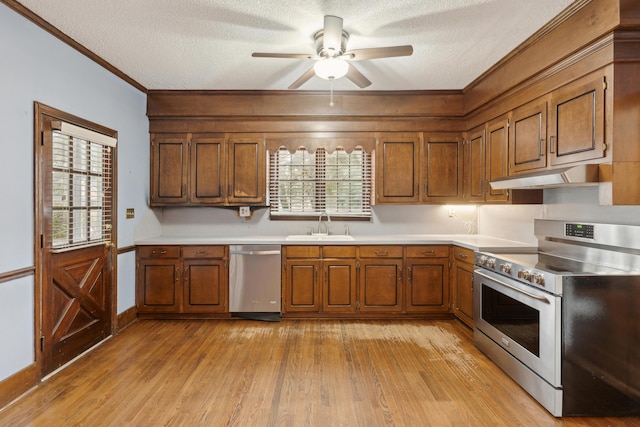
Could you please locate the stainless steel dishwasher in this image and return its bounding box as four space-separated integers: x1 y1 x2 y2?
229 245 282 321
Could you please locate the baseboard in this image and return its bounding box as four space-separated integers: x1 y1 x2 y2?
0 363 38 411
115 306 138 333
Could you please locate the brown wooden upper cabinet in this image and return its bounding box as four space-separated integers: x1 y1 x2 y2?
227 135 266 205
509 97 548 174
376 132 463 204
422 134 463 203
463 126 486 203
150 133 266 207
549 72 607 166
375 133 421 204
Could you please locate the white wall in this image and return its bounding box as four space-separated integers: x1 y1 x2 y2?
157 204 479 238
478 186 640 245
0 4 148 382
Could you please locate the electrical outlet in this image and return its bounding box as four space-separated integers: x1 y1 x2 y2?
448 209 455 218
126 208 135 219
239 206 250 217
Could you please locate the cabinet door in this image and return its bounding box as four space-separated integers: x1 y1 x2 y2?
510 98 548 173
137 258 181 313
190 135 225 204
405 258 450 313
359 259 403 313
227 136 266 205
549 73 607 166
375 134 420 204
283 259 321 312
183 259 228 313
423 134 463 202
150 134 188 205
322 259 357 313
485 116 510 202
452 260 474 328
464 126 486 202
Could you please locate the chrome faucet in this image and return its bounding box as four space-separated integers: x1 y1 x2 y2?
317 211 331 235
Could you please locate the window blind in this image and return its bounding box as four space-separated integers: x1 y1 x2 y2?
51 129 114 251
269 146 372 218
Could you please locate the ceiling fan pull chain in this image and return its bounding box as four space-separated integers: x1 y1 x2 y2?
329 78 335 107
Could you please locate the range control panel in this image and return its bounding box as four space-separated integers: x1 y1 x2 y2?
565 223 594 239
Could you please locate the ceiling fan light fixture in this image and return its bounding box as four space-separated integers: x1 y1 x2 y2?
314 58 349 80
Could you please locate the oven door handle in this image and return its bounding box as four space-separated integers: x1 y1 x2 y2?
475 270 551 304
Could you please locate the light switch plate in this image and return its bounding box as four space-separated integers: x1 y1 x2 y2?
239 206 250 217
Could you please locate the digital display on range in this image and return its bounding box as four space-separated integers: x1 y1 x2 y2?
565 223 594 239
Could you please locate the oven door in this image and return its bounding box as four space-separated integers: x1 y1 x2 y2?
474 268 561 387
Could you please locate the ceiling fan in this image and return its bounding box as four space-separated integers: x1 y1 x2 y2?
252 15 413 90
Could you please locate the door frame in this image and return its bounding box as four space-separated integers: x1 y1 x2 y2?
34 102 118 376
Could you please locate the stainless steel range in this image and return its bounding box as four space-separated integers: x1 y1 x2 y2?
474 219 640 417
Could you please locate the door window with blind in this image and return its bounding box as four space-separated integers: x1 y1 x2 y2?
269 146 372 219
51 122 115 251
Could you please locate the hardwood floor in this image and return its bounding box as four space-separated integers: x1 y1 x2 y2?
1 319 639 426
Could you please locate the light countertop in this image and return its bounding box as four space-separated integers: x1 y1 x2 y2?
135 234 535 253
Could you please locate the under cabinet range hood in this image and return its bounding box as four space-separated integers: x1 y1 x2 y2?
490 164 600 190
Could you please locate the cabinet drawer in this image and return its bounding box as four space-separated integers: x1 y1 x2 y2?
406 245 449 258
182 246 225 259
359 246 403 258
323 246 356 258
453 246 474 264
138 246 180 259
285 246 321 258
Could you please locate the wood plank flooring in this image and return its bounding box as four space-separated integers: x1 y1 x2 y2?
1 319 639 426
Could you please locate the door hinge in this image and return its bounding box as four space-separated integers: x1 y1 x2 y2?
449 261 452 268
603 78 608 91
356 261 360 270
283 262 286 270
356 301 360 310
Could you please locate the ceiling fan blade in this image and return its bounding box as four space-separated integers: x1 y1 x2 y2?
343 45 413 61
323 15 343 55
346 64 371 88
288 66 316 89
252 52 316 59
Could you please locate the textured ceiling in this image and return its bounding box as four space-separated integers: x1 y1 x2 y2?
16 0 576 91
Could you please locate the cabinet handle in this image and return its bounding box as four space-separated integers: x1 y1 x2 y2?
407 267 412 281
175 267 179 282
549 136 556 154
184 267 189 281
374 250 389 256
420 250 435 256
458 253 468 259
195 250 210 256
539 139 545 157
152 250 167 255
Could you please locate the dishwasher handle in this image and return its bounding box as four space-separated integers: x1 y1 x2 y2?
230 250 281 256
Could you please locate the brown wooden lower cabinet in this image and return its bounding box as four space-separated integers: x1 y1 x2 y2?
137 245 228 317
405 245 450 313
451 246 475 328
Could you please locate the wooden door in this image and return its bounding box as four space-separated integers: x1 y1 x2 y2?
359 258 403 313
375 134 420 204
485 116 510 202
283 259 321 312
423 134 462 202
183 259 227 313
190 135 225 204
452 258 474 328
549 73 607 166
137 258 181 313
510 98 548 173
464 126 486 202
322 260 357 313
37 105 116 375
150 134 188 205
405 246 450 313
227 135 266 205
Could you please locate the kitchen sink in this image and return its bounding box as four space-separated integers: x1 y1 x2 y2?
285 234 355 241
